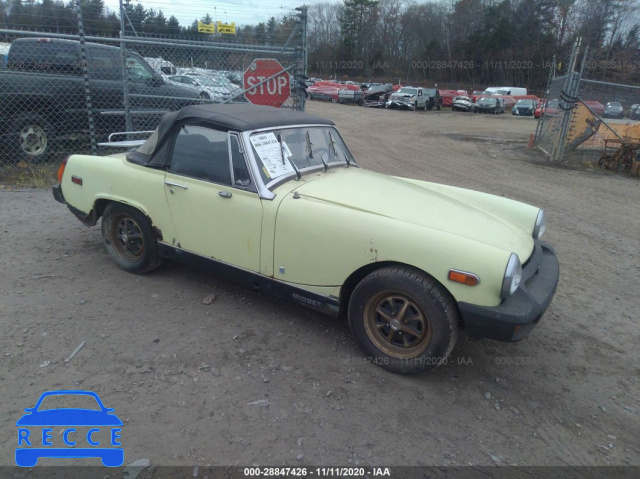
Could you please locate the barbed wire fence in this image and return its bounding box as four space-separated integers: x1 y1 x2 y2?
0 3 307 170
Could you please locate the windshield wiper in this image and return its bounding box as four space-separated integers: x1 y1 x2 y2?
329 131 350 167
307 131 328 172
278 133 301 180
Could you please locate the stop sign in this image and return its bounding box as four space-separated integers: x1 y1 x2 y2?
243 59 290 108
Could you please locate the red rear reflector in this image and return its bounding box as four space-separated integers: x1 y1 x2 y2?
448 270 480 286
57 156 69 184
71 176 83 185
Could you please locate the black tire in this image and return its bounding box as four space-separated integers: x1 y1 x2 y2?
199 92 210 100
10 114 54 164
348 266 459 374
437 104 441 111
101 203 162 274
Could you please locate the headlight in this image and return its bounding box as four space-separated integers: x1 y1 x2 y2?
533 209 546 239
501 253 522 298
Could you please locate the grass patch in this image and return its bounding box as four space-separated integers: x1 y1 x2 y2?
0 162 58 188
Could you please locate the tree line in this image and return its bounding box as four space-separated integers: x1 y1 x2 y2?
308 0 640 92
2 0 639 92
0 0 299 46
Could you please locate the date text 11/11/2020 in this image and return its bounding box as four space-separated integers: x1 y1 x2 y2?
243 467 391 476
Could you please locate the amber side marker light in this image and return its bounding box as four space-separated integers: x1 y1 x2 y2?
57 156 69 184
448 269 480 286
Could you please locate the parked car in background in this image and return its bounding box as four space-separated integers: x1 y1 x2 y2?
423 88 443 110
306 82 339 101
603 101 624 118
144 57 177 76
439 90 464 107
338 88 364 105
167 75 232 102
1 37 199 162
52 103 559 375
484 86 527 96
512 99 537 116
629 104 640 120
452 95 475 112
0 42 10 68
583 100 605 116
475 96 504 114
363 84 391 107
386 86 428 111
535 99 559 118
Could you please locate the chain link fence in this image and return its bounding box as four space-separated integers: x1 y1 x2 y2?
535 42 640 175
534 73 572 158
0 19 306 170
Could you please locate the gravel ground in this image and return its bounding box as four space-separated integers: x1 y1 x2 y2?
0 101 639 471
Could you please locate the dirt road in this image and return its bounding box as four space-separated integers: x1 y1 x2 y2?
1 102 639 470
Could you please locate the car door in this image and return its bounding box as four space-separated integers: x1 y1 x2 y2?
163 124 263 272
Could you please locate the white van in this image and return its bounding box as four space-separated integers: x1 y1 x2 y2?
483 86 527 96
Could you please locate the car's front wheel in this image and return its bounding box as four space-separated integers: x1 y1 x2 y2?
348 266 459 374
101 203 162 274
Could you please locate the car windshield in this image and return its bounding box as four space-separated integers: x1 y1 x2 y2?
397 88 417 95
37 394 101 411
607 102 622 108
517 100 534 105
249 126 354 187
197 77 221 87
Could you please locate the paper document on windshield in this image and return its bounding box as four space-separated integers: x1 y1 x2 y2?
250 133 294 179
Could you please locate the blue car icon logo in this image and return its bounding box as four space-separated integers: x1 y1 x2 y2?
16 390 123 467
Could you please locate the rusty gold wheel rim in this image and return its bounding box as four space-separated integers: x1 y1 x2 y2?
363 291 432 359
110 214 144 262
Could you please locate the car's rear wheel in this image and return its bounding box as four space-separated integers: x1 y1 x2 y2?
348 266 458 374
101 203 162 274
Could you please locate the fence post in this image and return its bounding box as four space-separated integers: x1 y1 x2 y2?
552 37 582 162
119 0 132 136
534 54 555 145
300 5 308 111
75 0 97 155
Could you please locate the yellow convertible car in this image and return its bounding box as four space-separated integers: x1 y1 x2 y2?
53 104 559 374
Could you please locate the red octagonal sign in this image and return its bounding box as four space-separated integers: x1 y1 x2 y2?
243 58 290 108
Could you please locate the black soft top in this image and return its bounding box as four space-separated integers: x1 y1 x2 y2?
128 104 335 166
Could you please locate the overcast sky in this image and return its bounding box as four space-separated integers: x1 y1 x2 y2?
103 0 337 28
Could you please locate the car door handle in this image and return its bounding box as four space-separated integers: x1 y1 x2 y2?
219 191 232 199
164 180 188 189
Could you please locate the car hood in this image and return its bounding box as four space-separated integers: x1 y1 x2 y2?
288 168 534 259
391 93 414 99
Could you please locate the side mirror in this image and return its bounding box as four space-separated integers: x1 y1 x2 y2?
150 72 165 86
